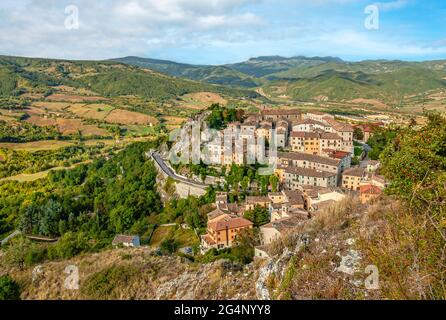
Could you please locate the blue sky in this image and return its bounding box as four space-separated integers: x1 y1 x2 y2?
0 0 445 64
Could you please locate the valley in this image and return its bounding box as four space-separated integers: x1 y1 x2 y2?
0 53 444 301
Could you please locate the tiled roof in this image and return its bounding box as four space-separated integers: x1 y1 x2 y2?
202 234 217 246
246 196 271 204
333 124 354 132
283 190 305 205
284 167 337 178
360 184 382 195
278 151 341 166
320 132 342 140
343 167 365 177
208 214 253 232
290 132 320 139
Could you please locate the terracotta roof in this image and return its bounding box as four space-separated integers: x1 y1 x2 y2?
259 123 273 129
208 208 229 221
360 184 382 195
290 131 320 139
333 124 354 132
276 119 289 126
283 190 305 206
332 151 351 158
208 214 253 232
284 167 337 178
372 175 386 184
278 151 341 167
202 234 216 246
320 132 342 140
343 167 365 177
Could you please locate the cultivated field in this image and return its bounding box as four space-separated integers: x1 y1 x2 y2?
55 118 82 135
105 109 158 125
0 140 74 152
25 115 57 127
46 93 106 103
32 102 72 112
68 103 114 120
80 124 109 136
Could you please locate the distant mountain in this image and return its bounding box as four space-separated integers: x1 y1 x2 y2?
112 55 446 105
263 65 446 104
111 56 260 88
226 56 343 78
111 55 343 87
0 55 259 101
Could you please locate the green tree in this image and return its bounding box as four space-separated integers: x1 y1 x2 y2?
0 275 21 300
4 237 32 270
353 127 364 141
160 237 179 255
244 205 270 227
241 176 250 192
269 175 279 193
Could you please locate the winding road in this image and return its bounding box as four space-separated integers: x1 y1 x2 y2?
148 151 209 190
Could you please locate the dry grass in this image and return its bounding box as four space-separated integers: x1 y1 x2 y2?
0 248 257 300
46 94 106 103
162 116 187 125
56 118 82 135
0 170 52 182
0 140 74 152
105 109 158 125
181 92 227 105
32 102 71 112
25 115 57 127
0 115 16 122
357 198 446 300
68 104 114 120
80 125 109 136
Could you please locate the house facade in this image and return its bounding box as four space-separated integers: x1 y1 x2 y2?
201 214 254 252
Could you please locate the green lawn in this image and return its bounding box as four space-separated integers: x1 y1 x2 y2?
149 225 199 248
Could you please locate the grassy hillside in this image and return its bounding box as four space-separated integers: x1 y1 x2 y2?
0 66 17 97
264 66 446 104
0 55 259 101
111 56 260 88
113 55 446 108
227 56 341 78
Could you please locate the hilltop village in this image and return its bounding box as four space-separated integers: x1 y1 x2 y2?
163 108 388 257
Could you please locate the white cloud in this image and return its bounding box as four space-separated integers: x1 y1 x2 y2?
375 0 407 11
0 0 442 64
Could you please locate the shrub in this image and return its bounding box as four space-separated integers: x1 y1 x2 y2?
47 232 90 260
0 275 21 300
81 265 138 300
160 237 179 255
